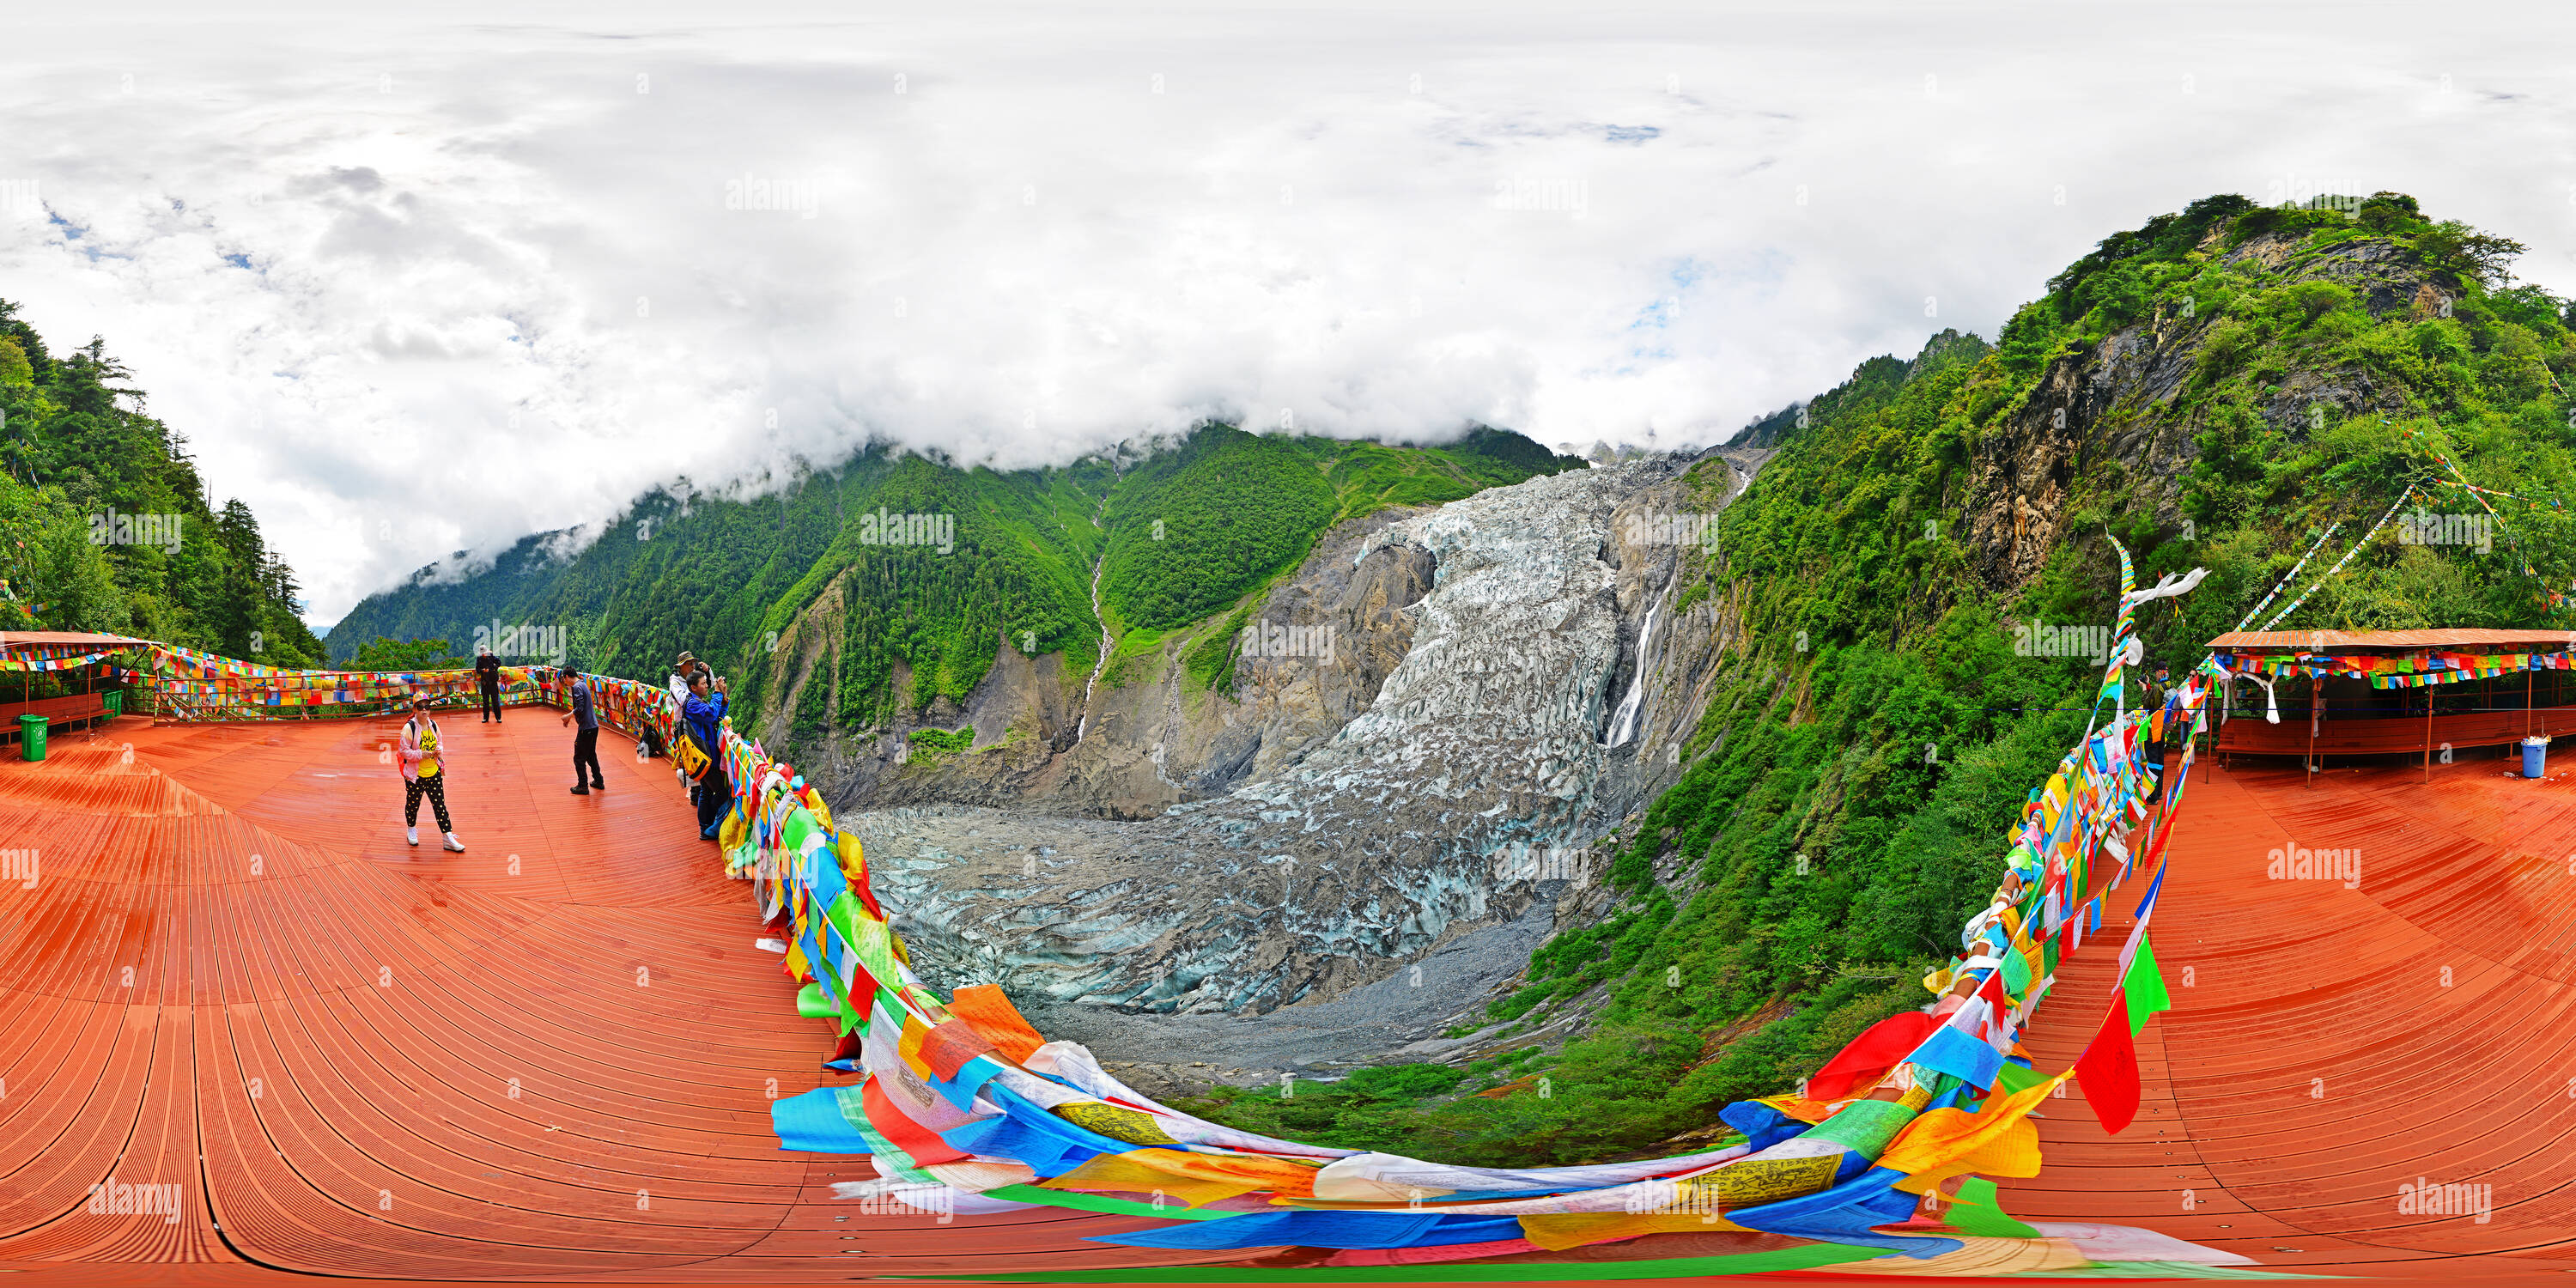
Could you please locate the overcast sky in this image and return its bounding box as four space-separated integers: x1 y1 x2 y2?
3 2 2571 623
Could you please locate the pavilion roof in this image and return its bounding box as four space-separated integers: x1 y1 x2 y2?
2208 629 2573 653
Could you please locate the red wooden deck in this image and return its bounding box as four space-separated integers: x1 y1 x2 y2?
2005 752 2576 1280
2 717 2570 1283
0 717 1236 1285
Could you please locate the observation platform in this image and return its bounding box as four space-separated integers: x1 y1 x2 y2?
3 716 2571 1282
0 716 1220 1284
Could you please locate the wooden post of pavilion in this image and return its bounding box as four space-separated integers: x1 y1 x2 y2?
2217 673 2228 772
2306 674 2320 787
2424 679 2434 784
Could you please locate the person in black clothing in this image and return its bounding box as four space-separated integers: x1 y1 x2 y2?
560 667 606 794
475 647 504 722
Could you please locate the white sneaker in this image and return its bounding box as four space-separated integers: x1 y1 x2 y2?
406 827 419 847
443 833 465 853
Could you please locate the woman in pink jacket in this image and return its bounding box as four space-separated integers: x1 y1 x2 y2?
398 695 466 853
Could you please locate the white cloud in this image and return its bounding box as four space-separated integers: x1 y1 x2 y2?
2 3 2570 622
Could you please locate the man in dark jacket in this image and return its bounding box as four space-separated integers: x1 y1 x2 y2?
475 647 503 722
683 671 731 840
560 667 606 794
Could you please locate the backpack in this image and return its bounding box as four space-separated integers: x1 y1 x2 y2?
671 716 714 780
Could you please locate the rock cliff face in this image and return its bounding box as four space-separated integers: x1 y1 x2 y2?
1960 228 2445 591
837 454 1765 1017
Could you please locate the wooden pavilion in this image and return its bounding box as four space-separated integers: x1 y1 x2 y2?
0 629 145 744
2208 628 2576 782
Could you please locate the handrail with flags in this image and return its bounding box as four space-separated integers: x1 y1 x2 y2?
0 584 2221 1262
0 554 2312 1262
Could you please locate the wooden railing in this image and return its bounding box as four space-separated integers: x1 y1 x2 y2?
0 691 115 741
2215 703 2576 757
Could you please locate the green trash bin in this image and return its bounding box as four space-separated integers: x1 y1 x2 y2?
17 714 45 762
102 690 122 717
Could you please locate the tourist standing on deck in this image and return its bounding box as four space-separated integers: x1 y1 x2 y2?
475 647 504 722
670 653 710 804
670 652 708 704
561 667 606 794
398 695 466 852
683 670 731 840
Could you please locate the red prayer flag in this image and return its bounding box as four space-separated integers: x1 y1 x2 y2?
860 1073 971 1165
2074 987 2141 1134
1976 969 2010 1039
1804 1011 1940 1102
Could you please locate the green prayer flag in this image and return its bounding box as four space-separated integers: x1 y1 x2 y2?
1945 1177 2043 1238
1993 1061 2051 1095
2123 933 2172 1036
835 892 908 993
981 1184 1236 1222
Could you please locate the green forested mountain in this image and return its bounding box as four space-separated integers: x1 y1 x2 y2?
326 426 1587 726
0 300 321 665
1182 191 2576 1163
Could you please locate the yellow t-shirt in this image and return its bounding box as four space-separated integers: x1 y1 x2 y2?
416 723 440 779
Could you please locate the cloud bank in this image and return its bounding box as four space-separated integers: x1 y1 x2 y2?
3 2 2570 622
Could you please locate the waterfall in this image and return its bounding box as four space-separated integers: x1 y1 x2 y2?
1074 501 1114 742
1604 600 1660 748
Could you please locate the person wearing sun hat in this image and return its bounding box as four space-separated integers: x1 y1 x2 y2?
398 694 466 853
671 652 709 700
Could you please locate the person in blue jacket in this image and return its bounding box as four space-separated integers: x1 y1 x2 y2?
683 670 732 840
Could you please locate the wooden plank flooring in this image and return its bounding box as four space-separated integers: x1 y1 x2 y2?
2 716 2568 1282
2006 751 2576 1280
0 715 1230 1282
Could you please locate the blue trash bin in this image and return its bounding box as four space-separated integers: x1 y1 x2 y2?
2523 738 2547 779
